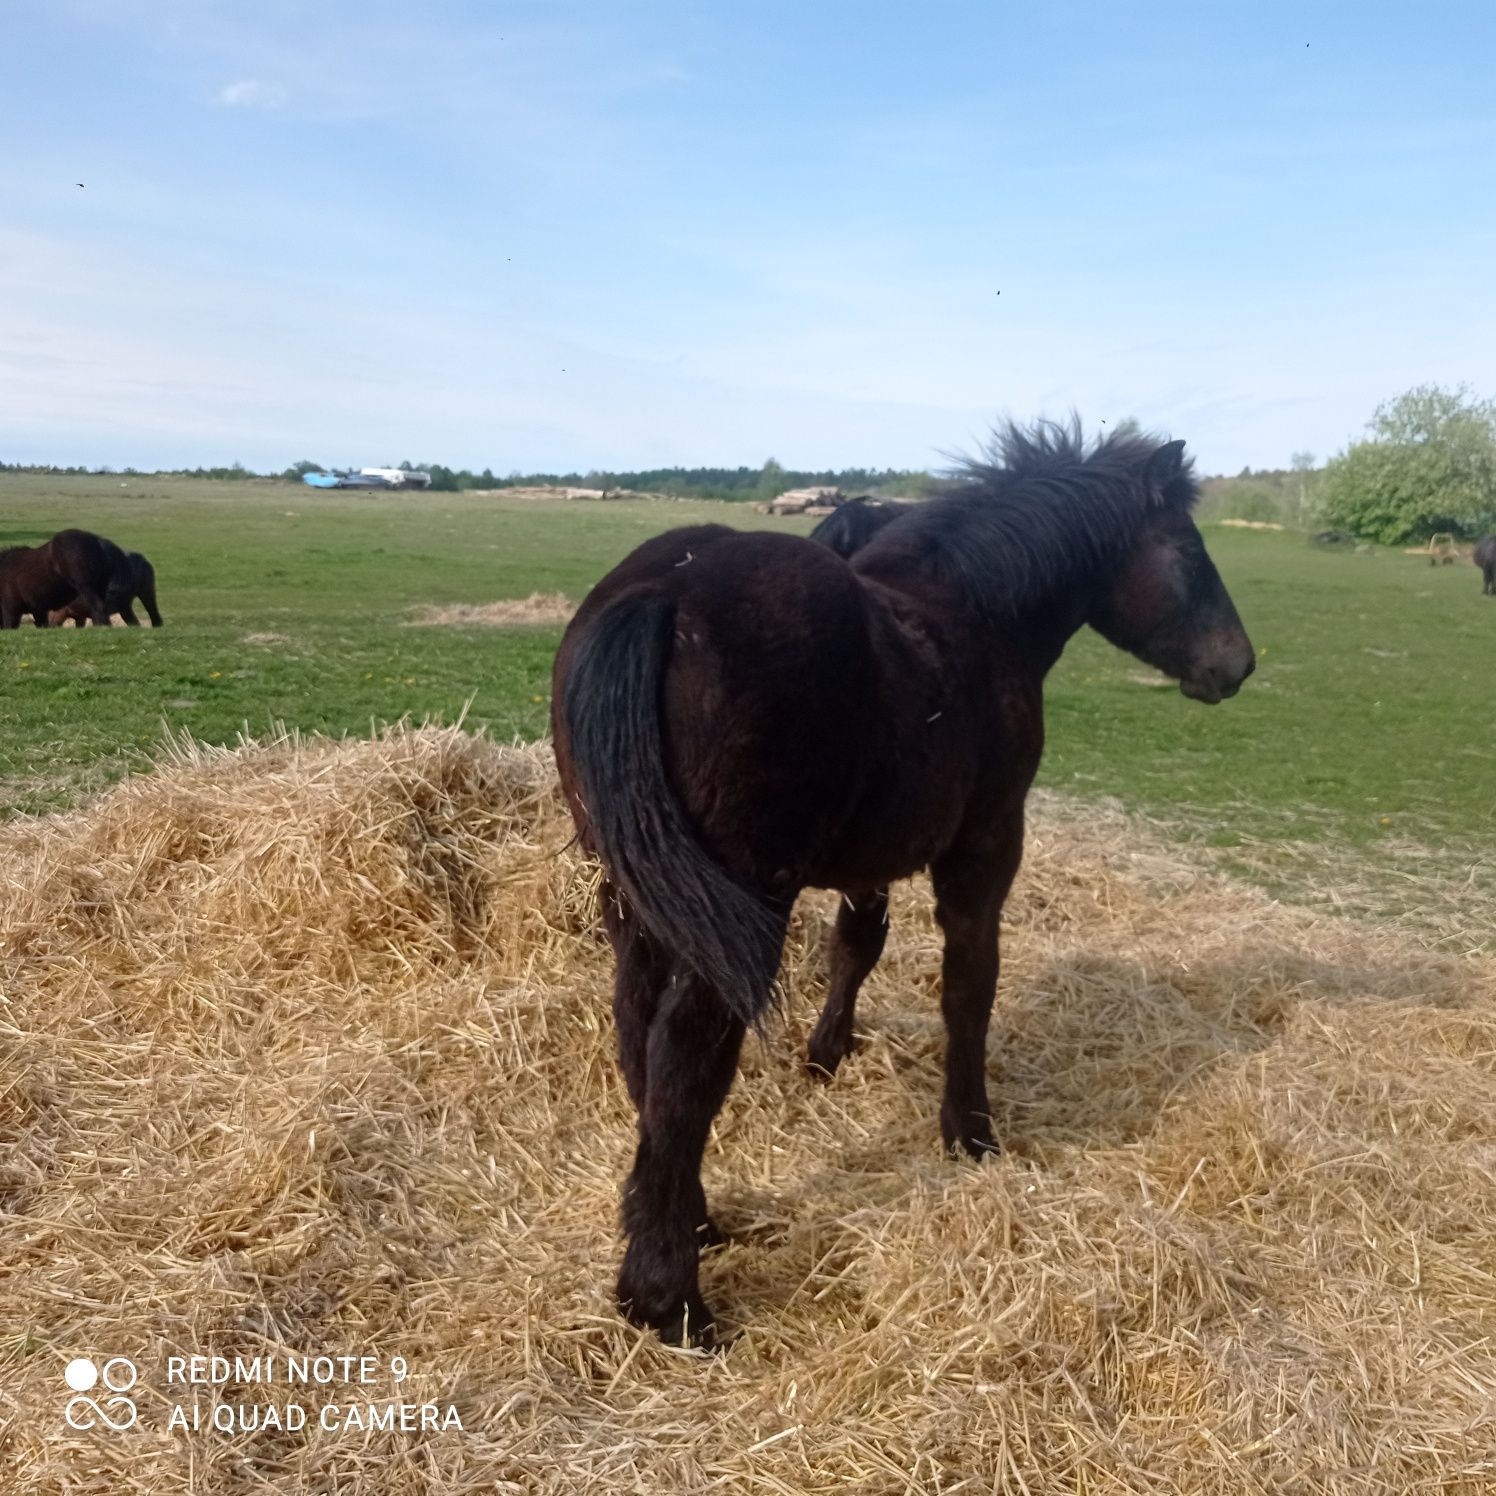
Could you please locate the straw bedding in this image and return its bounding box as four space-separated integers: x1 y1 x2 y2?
1 725 1493 1493
405 594 575 628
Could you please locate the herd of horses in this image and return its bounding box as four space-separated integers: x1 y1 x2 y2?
0 528 162 629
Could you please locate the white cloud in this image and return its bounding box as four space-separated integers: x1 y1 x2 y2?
215 78 286 109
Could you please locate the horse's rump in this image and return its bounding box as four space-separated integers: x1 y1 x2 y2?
562 532 887 882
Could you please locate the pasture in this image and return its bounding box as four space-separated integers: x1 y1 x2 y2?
1 472 1494 1491
1 474 1491 916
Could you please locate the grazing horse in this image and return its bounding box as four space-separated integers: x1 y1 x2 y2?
808 496 910 558
0 529 115 628
50 546 163 627
1475 535 1496 596
551 420 1255 1344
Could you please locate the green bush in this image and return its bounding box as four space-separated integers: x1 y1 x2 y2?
1319 384 1496 544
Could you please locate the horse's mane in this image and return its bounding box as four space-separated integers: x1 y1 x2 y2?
853 417 1199 614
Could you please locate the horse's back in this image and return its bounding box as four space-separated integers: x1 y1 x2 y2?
660 533 1030 886
809 500 907 559
50 528 109 553
47 528 116 578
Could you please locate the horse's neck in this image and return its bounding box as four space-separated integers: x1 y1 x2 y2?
985 599 1089 682
871 572 1091 692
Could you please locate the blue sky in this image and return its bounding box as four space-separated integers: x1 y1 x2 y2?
5 1 1495 475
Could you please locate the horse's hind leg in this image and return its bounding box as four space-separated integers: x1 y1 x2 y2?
604 885 727 1241
76 588 111 627
617 973 748 1346
931 819 1024 1158
600 883 669 1110
118 602 141 626
807 888 889 1077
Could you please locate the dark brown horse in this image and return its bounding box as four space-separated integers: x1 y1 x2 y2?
1475 535 1496 596
551 420 1255 1344
50 547 163 627
0 529 116 628
808 496 910 558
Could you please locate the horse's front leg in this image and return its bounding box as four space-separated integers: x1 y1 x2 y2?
931 819 1024 1157
807 887 889 1077
617 974 746 1346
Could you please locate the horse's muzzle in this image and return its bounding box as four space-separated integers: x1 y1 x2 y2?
1181 649 1255 705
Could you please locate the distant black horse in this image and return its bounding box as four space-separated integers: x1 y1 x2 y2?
0 529 115 628
1475 535 1496 596
552 419 1255 1343
807 496 910 558
51 546 163 627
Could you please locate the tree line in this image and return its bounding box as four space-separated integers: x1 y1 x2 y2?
8 383 1494 540
331 458 940 500
0 454 933 502
0 456 939 501
0 460 265 481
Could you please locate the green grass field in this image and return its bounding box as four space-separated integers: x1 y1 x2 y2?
2 475 1492 881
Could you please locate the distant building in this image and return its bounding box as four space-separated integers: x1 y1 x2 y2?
358 467 432 489
302 468 432 491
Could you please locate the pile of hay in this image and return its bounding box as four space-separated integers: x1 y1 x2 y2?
2 727 1494 1492
405 594 575 628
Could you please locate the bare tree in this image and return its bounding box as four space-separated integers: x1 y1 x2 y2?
1290 450 1316 524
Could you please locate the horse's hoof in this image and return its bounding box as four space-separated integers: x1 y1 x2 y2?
620 1291 717 1350
660 1297 718 1350
955 1133 1001 1160
942 1106 1000 1160
806 1034 855 1080
617 1247 719 1349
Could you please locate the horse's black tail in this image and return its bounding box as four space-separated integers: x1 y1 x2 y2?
561 591 786 1026
135 556 163 627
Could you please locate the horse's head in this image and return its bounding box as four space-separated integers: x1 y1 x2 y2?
1087 441 1255 704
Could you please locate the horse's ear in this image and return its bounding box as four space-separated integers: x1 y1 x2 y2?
1146 439 1187 488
